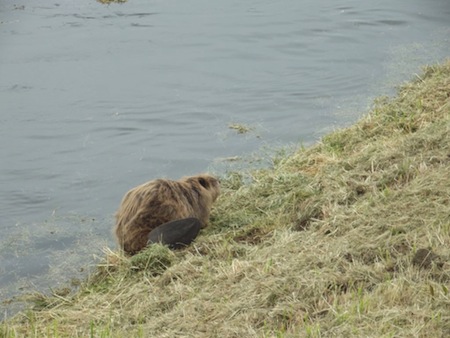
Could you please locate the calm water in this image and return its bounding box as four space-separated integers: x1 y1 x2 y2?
0 0 449 314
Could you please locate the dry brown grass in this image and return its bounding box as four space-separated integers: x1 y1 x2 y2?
1 60 450 337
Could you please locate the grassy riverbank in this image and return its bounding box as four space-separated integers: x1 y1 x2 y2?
2 60 450 337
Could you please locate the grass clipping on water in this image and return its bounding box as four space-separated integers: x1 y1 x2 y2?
2 60 450 337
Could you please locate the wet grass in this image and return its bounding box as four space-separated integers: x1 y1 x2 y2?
228 123 255 134
1 59 450 337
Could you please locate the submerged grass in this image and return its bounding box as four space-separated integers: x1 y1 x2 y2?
96 0 128 5
2 60 450 337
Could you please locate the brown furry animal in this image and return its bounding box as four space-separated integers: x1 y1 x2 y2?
114 174 220 255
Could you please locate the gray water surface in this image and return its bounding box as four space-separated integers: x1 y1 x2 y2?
1 0 449 314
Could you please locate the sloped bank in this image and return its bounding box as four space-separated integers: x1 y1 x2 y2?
2 60 449 337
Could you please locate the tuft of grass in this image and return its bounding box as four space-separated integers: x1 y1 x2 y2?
129 244 174 273
1 59 450 337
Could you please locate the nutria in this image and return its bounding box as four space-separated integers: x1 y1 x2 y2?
114 174 220 255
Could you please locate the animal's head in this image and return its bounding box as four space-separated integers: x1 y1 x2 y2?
183 174 220 202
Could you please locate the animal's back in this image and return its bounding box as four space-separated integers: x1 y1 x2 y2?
114 179 195 254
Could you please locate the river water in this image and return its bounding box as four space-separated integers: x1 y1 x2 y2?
0 0 449 315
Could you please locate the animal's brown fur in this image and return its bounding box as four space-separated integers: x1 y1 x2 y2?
114 174 220 255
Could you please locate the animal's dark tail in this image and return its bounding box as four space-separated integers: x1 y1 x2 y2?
147 217 201 249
